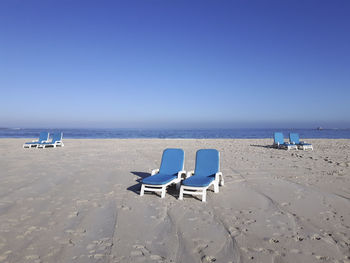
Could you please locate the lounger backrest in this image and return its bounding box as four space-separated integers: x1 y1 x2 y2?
194 149 219 177
52 132 63 142
159 148 184 175
274 132 284 145
38 132 49 143
289 133 300 144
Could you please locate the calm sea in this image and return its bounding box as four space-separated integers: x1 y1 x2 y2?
0 128 350 139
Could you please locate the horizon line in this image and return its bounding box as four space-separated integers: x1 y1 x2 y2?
1 127 350 130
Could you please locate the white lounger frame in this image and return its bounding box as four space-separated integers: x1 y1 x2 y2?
140 168 186 198
297 144 313 150
23 139 49 148
37 140 64 148
274 142 298 151
296 142 313 150
179 171 224 202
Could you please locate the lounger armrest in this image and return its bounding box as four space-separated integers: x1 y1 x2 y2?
215 172 224 186
186 170 194 178
31 140 38 142
151 169 159 176
177 170 187 180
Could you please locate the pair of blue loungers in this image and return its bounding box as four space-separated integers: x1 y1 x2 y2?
23 132 64 148
140 149 224 202
273 132 313 150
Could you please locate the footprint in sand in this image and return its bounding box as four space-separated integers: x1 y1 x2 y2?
290 249 301 254
229 226 240 237
86 244 95 250
336 162 349 167
93 254 104 259
25 254 40 260
76 199 89 205
201 255 217 262
315 255 330 261
150 254 163 260
68 211 79 218
118 205 131 211
0 251 12 262
295 235 305 242
130 250 143 256
269 238 280 244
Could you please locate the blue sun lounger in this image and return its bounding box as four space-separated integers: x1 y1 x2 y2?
38 132 64 148
273 132 298 150
289 133 313 150
23 132 49 148
179 149 224 202
140 148 186 198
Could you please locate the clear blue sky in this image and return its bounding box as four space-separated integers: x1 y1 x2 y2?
1 0 349 128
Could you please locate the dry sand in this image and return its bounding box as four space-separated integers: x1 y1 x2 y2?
0 138 349 263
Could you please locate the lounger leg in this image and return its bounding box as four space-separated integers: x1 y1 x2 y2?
161 187 166 198
214 182 219 193
220 174 224 186
176 181 181 190
140 185 145 196
179 186 183 200
202 190 207 202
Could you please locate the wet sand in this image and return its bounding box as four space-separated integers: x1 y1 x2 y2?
0 138 349 263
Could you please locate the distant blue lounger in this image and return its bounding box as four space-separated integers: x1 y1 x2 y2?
179 149 224 202
289 133 313 150
273 132 298 150
23 132 49 148
140 148 186 198
38 132 64 148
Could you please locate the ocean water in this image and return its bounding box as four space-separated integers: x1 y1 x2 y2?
0 128 350 139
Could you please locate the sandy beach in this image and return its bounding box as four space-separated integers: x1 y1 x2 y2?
0 138 349 263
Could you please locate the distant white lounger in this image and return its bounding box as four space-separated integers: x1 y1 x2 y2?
273 132 298 150
37 132 64 148
289 133 313 150
23 132 49 148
